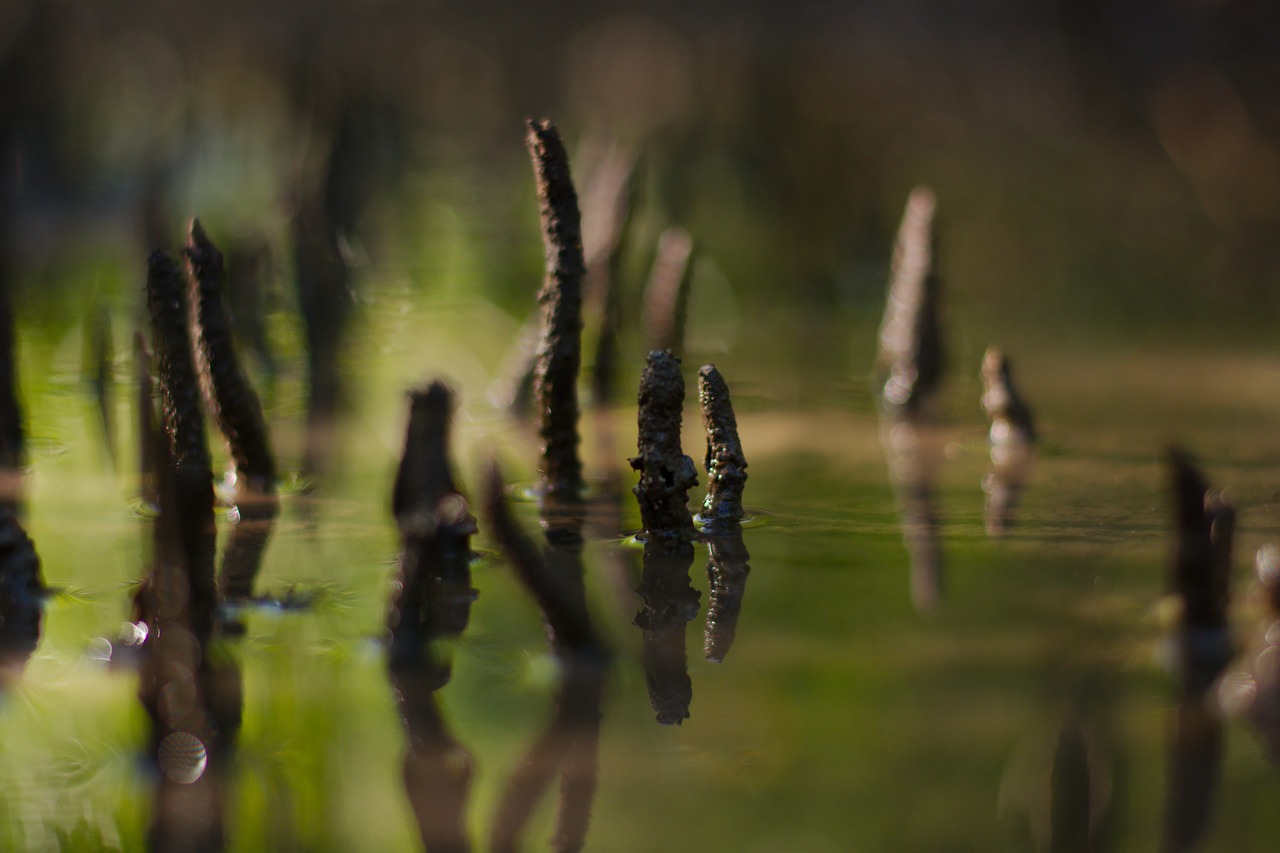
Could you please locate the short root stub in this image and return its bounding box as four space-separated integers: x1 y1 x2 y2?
630 350 697 557
697 364 747 529
980 347 1035 442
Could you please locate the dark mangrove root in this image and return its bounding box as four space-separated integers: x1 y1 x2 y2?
526 119 586 504
385 384 476 851
640 227 694 358
0 272 24 512
482 460 607 852
184 219 277 496
390 665 474 853
697 364 748 530
145 250 218 639
388 382 478 673
0 509 43 679
874 186 943 419
981 347 1035 537
184 220 280 603
704 526 751 664
629 351 699 721
694 365 752 664
630 350 698 557
1160 447 1233 853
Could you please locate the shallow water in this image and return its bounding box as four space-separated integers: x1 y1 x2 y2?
5 288 1280 852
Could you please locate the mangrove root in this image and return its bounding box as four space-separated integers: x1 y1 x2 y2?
980 347 1035 537
526 119 586 504
874 186 943 419
630 350 697 558
388 382 478 674
184 218 277 495
185 219 280 602
697 364 748 529
145 250 217 638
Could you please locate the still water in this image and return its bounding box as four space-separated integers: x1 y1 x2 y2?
4 281 1280 852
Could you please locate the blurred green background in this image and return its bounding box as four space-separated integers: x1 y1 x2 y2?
5 2 1280 851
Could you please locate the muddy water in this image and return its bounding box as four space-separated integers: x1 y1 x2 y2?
4 292 1280 851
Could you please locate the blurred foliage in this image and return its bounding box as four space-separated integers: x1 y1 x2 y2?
3 0 1280 348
